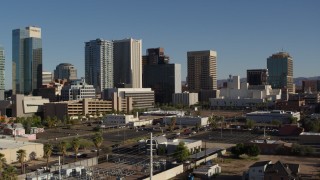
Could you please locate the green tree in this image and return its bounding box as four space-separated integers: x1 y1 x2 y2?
71 138 80 162
169 117 176 132
246 119 255 129
92 132 104 157
158 146 166 155
2 165 17 180
0 153 6 177
271 119 282 127
288 117 298 124
16 149 26 174
58 141 68 165
174 142 190 162
208 116 218 129
43 143 53 168
79 139 93 150
231 143 245 158
245 144 260 157
195 123 200 132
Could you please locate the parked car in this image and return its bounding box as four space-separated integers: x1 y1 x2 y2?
111 144 120 149
69 153 87 158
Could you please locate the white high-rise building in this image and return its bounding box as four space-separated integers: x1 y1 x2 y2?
113 38 142 88
85 39 113 92
42 71 52 85
0 46 5 100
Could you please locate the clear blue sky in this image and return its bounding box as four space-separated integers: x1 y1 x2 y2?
0 0 319 90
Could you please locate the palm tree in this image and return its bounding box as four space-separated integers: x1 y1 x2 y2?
71 138 80 162
43 144 52 168
92 132 104 156
2 165 17 180
58 141 68 165
16 149 26 174
0 153 7 177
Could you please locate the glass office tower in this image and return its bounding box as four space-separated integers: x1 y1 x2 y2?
267 52 293 94
12 26 42 95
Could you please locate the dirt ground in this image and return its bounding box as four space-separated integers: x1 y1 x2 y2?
216 154 320 179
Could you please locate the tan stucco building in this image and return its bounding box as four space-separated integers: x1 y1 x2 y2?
0 139 44 164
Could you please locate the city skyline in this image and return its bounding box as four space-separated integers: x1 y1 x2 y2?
0 0 319 89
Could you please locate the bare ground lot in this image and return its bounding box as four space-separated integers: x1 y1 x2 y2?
173 154 320 180
215 154 320 180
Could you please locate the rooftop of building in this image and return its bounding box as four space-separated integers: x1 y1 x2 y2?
165 138 200 146
0 139 42 150
249 161 272 168
300 132 320 136
247 110 298 115
250 139 289 145
189 148 223 159
193 164 220 174
269 51 292 59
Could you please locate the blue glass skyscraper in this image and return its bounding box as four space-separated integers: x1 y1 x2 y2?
12 26 42 95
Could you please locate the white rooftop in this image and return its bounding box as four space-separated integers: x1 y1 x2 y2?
0 139 41 150
300 132 320 136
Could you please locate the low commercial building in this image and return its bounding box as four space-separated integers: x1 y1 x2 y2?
102 114 138 126
146 136 202 155
104 88 154 110
3 123 25 136
210 75 281 109
128 118 153 127
172 92 198 106
0 139 43 164
246 110 300 124
247 161 272 180
163 116 209 126
164 139 202 155
193 164 221 179
61 78 96 101
44 97 134 120
299 132 320 145
247 139 292 155
12 94 49 117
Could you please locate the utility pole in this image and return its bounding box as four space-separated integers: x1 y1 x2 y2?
150 132 153 180
59 156 61 180
220 116 223 138
204 141 207 163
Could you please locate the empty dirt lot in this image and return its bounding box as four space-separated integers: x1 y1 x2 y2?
216 154 320 179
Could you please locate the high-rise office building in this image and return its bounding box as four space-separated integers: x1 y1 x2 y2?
187 50 217 92
42 71 53 85
85 39 113 92
247 69 268 86
54 63 77 81
143 64 181 104
267 52 293 93
142 47 169 66
0 46 5 100
113 38 142 88
12 26 42 95
142 47 180 104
